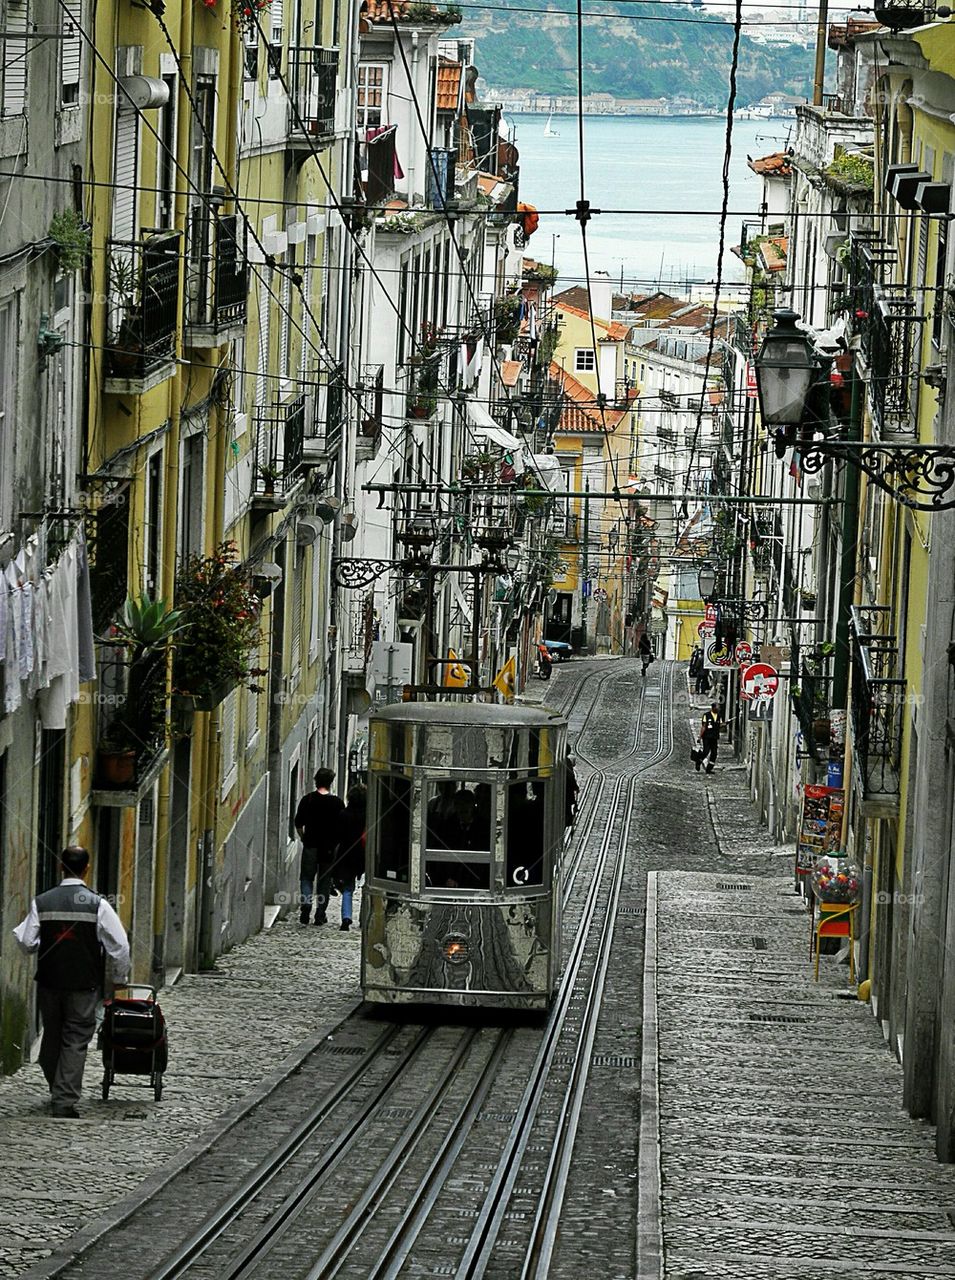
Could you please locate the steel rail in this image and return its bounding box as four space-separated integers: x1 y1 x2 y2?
147 1024 430 1280
144 1020 405 1280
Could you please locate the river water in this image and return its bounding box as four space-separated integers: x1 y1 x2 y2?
510 113 792 296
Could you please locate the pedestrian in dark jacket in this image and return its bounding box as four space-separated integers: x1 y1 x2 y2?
564 755 580 828
13 846 130 1117
638 632 654 676
295 768 345 925
689 646 703 679
697 703 722 773
334 784 367 931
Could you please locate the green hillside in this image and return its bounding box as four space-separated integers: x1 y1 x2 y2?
465 1 815 107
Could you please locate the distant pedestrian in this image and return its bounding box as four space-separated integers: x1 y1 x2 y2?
638 632 654 676
695 663 711 695
295 768 345 925
564 755 580 829
334 784 367 931
689 645 703 680
697 703 722 774
13 846 130 1118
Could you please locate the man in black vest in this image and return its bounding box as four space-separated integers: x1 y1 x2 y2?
14 846 130 1117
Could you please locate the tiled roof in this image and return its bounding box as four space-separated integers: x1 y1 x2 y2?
555 301 627 341
553 285 630 313
501 360 522 387
436 59 462 112
361 0 457 24
549 361 629 434
748 150 793 179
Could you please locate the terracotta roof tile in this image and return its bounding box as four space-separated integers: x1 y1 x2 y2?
501 360 522 387
549 361 628 433
748 150 793 178
361 0 454 24
436 60 461 113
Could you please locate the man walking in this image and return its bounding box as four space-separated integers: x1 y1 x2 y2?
13 846 130 1118
697 702 722 774
295 767 345 925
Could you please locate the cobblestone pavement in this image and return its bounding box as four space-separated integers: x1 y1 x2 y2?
651 868 955 1280
0 896 362 1278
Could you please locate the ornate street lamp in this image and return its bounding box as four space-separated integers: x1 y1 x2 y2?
754 308 955 511
698 564 717 601
754 309 818 429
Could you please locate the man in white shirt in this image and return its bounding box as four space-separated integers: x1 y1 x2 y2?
13 846 130 1118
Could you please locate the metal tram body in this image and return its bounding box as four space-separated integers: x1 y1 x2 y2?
360 702 568 1011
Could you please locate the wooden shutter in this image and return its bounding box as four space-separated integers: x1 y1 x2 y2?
256 275 270 407
60 0 81 103
2 0 28 118
112 102 140 243
278 251 291 381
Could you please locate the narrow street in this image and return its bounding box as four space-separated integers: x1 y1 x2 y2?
4 658 954 1279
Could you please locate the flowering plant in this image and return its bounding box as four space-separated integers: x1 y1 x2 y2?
200 0 272 36
174 542 267 698
811 856 861 905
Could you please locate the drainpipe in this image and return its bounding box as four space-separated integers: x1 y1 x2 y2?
408 31 420 203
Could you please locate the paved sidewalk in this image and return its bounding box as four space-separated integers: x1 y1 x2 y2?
644 869 955 1280
0 900 362 1278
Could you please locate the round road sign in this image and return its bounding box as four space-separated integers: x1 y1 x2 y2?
741 662 779 701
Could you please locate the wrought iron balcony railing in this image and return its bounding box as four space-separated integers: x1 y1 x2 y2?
355 364 385 460
185 210 248 336
849 604 905 812
790 655 833 763
105 232 181 380
252 394 306 501
95 649 167 792
85 480 132 633
867 285 925 439
872 0 935 29
288 46 337 142
405 352 441 420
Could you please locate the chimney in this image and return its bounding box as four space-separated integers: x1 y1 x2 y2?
590 270 613 324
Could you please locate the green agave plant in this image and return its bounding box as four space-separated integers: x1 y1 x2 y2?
113 594 188 656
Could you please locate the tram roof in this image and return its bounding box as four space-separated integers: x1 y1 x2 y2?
371 702 566 729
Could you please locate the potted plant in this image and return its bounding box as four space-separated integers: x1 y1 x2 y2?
173 542 267 709
801 589 818 610
258 463 282 495
106 250 143 375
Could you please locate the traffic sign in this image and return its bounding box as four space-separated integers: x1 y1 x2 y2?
698 621 715 638
703 638 734 670
741 662 779 701
734 640 753 666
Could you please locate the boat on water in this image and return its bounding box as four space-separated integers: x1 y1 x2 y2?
543 113 559 137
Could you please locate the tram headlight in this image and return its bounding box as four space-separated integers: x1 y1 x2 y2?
442 935 470 964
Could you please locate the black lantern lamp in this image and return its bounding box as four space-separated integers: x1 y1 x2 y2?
754 309 831 459
698 563 717 601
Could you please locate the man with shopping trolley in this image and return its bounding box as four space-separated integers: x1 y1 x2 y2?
13 846 129 1118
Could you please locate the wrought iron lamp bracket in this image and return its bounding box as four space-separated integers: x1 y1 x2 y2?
799 441 955 511
332 557 401 589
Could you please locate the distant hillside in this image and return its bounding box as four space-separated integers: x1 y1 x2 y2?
464 1 814 108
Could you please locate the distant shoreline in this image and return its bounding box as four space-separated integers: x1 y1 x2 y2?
503 108 797 120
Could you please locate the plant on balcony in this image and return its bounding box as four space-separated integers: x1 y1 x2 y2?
406 328 441 418
49 209 91 273
461 451 495 480
106 249 143 374
201 0 273 35
494 294 522 345
174 542 267 706
824 151 874 190
258 463 282 494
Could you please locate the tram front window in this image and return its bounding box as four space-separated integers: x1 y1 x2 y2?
374 774 412 884
424 783 492 890
506 779 546 888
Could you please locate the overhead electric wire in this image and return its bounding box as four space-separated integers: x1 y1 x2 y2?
460 0 834 22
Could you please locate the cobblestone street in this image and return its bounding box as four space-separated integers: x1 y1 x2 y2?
6 661 955 1279
0 899 362 1278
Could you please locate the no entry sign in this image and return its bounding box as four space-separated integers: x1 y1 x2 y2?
741 663 779 701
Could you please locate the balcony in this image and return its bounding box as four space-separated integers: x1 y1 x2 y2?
846 231 895 334
849 605 905 816
92 650 169 807
867 285 925 440
85 480 132 632
405 352 442 421
872 0 935 28
303 363 345 462
287 47 338 148
104 232 181 391
184 211 248 347
252 394 307 511
790 651 833 764
426 147 456 211
354 364 385 461
342 591 375 675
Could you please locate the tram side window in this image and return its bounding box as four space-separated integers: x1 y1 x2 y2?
374 774 412 884
424 782 492 891
506 780 546 888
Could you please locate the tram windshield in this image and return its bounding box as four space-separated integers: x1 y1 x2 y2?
424 782 492 890
505 780 546 888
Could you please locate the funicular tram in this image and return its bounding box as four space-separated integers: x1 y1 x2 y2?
360 702 568 1010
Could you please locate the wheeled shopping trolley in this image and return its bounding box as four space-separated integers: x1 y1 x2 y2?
100 985 168 1101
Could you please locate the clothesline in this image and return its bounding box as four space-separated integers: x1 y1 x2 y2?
1 525 96 727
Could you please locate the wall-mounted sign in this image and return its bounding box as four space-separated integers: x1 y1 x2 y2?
741 662 779 701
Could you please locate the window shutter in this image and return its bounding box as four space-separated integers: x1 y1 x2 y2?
2 1 28 117
112 104 140 243
290 546 303 672
271 0 283 33
278 255 291 381
221 689 237 788
60 0 81 102
256 275 270 407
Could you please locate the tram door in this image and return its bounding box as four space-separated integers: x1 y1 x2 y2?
423 782 492 890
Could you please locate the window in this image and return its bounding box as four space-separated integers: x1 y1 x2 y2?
289 543 304 679
574 348 595 373
933 216 948 351
60 0 81 106
357 62 385 132
506 780 546 888
245 680 259 750
373 774 411 884
280 245 294 385
287 752 300 840
156 74 177 228
178 434 204 566
144 450 162 596
244 31 258 82
112 92 141 244
424 781 492 891
397 257 409 366
0 296 15 527
221 690 238 797
256 273 270 407
1 0 27 118
269 0 283 78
